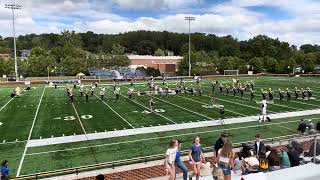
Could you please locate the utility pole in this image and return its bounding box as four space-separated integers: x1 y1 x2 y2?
5 3 21 81
185 16 195 77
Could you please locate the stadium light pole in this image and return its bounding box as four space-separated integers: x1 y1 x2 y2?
185 16 195 77
5 3 21 81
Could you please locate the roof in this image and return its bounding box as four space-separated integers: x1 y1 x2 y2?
127 55 182 60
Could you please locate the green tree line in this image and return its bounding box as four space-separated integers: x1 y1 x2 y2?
0 30 319 76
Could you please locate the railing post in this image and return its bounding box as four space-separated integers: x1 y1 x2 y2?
145 158 148 164
112 163 115 169
313 135 317 164
76 168 78 175
35 174 38 180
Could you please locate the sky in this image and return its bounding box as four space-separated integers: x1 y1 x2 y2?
1 0 320 46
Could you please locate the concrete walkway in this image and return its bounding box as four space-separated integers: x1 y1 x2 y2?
27 109 320 147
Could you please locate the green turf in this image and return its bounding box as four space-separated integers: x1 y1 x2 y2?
0 76 320 177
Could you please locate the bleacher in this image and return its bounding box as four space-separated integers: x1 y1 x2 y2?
89 68 145 79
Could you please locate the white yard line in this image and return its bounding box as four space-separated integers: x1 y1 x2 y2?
116 87 177 124
277 124 296 132
0 98 14 112
72 103 88 134
95 94 135 129
26 108 320 147
25 119 305 156
151 95 214 120
16 86 46 177
177 95 246 117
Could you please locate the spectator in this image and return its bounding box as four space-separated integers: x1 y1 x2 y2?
291 140 303 156
306 120 315 134
233 152 242 174
276 147 290 169
265 145 271 157
254 134 265 156
287 144 300 167
175 140 188 180
96 174 105 180
297 119 307 135
241 149 259 175
267 148 281 171
189 136 205 180
1 160 9 180
258 152 269 172
316 121 320 132
305 141 320 157
165 139 178 180
214 132 228 156
216 139 235 180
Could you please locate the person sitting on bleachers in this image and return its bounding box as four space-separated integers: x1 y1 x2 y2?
287 144 300 167
276 147 291 169
240 150 259 175
297 119 307 135
258 152 269 172
267 148 281 171
290 140 304 156
316 121 320 132
306 120 315 134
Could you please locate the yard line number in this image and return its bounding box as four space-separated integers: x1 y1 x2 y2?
142 109 165 114
53 115 93 121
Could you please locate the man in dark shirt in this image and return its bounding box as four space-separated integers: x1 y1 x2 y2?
214 132 228 156
287 144 300 167
297 119 307 135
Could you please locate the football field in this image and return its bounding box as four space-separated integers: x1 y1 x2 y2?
0 76 320 177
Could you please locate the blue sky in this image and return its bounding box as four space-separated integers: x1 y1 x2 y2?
0 0 320 46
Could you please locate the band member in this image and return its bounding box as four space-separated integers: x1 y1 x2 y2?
10 89 16 98
279 88 284 100
301 88 306 100
85 89 89 101
198 84 202 96
113 82 116 91
79 87 84 97
100 87 106 100
268 88 273 101
211 96 216 107
307 87 312 100
233 86 237 96
286 88 291 101
25 84 31 91
149 98 155 112
211 81 216 93
162 76 165 85
294 87 300 99
250 88 255 100
261 89 266 100
73 83 77 89
90 87 94 96
219 83 223 93
250 81 254 90
54 83 57 89
69 92 74 102
225 85 230 95
237 83 241 93
128 87 134 99
114 86 120 100
95 82 98 87
240 87 244 98
165 85 169 96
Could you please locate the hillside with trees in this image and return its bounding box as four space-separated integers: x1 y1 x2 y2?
0 30 319 76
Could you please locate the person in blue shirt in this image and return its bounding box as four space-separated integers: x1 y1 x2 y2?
175 140 188 180
1 160 9 180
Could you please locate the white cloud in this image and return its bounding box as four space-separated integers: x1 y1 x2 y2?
0 0 319 46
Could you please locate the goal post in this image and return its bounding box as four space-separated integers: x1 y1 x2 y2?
224 70 239 76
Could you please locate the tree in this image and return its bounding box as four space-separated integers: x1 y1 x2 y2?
27 47 55 76
111 44 126 55
154 48 165 56
249 57 263 73
263 56 278 73
302 53 316 72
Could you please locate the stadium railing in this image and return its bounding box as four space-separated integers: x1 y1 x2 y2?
13 133 319 180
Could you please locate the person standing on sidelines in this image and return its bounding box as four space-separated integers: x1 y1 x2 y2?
216 139 235 180
189 136 206 180
175 140 188 180
259 99 268 122
254 134 265 156
1 160 9 180
164 139 178 180
214 132 228 156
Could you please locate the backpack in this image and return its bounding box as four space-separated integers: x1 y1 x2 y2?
259 159 269 169
266 116 271 122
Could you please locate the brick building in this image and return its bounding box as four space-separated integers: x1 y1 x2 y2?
127 55 183 74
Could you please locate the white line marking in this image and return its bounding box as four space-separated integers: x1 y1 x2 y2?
0 98 14 112
178 95 246 117
16 86 46 177
25 119 302 156
95 94 135 128
151 95 214 120
277 124 296 131
112 87 176 124
72 103 88 134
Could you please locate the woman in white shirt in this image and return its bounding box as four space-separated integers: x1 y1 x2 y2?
216 139 235 180
165 139 178 180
